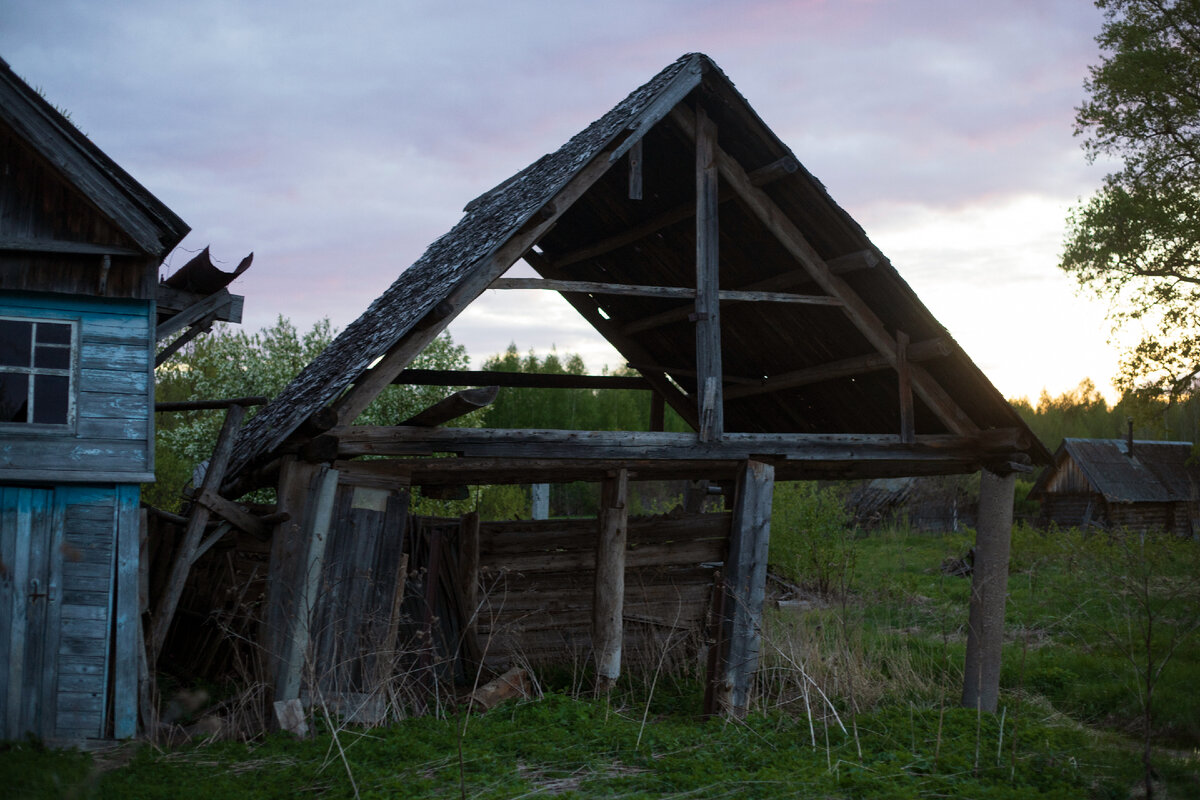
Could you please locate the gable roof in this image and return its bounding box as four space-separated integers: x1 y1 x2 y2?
1031 438 1200 504
229 53 1046 477
0 56 189 257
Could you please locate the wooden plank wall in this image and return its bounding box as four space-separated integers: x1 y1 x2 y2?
0 292 153 483
474 512 728 671
0 485 124 742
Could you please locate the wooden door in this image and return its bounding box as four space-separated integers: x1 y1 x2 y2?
0 486 65 740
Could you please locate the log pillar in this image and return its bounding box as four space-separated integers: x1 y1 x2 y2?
592 469 629 692
961 468 1015 712
713 459 774 717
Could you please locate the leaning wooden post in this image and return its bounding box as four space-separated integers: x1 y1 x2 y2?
149 402 245 664
592 469 629 693
717 459 774 717
961 468 1016 712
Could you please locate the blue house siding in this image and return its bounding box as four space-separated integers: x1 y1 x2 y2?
0 484 138 742
0 292 154 484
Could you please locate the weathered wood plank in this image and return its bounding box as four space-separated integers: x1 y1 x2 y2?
593 470 629 692
628 138 643 200
113 485 139 738
80 368 147 395
393 369 649 390
401 385 499 427
0 439 147 471
718 460 774 718
149 403 245 662
896 331 915 443
78 342 146 371
694 104 722 442
723 338 950 400
489 277 841 305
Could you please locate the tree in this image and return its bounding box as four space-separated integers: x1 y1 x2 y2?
1062 0 1200 400
149 317 470 509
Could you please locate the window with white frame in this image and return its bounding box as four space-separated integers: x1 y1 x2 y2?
0 316 77 427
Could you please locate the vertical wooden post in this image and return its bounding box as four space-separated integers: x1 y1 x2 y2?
458 511 481 660
649 391 665 432
628 138 643 200
896 330 915 443
276 465 339 703
716 459 774 717
694 104 723 441
262 456 317 692
149 403 245 663
962 468 1015 713
113 485 140 739
531 484 550 519
592 469 629 692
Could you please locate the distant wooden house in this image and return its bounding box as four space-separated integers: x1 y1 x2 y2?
0 58 244 744
1030 437 1200 535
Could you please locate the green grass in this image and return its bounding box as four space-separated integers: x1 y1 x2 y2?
6 525 1200 799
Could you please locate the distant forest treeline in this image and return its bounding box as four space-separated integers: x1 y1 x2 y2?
1010 378 1200 453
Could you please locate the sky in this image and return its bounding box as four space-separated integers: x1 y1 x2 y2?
3 0 1123 402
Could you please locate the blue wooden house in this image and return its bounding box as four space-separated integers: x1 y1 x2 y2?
0 57 190 743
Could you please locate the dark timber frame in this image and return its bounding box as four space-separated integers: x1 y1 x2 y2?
218 54 1048 720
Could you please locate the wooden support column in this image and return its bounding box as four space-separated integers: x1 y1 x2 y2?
149 402 245 663
592 469 629 692
896 331 915 443
961 468 1015 713
276 465 339 703
694 105 723 441
714 459 774 717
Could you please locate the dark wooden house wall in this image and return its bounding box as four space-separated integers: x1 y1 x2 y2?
0 484 138 742
0 291 153 484
475 513 728 670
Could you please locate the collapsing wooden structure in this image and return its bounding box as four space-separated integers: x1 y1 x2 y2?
1031 436 1200 535
199 53 1048 719
0 57 251 744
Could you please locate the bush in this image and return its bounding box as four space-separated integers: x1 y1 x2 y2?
769 482 856 595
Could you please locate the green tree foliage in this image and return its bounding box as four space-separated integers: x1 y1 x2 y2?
1062 0 1200 398
476 344 691 518
149 317 469 509
768 482 856 596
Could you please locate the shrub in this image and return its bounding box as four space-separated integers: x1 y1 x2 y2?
769 482 856 596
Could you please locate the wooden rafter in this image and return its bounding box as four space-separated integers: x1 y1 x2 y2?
488 277 841 305
694 104 723 441
723 337 950 400
669 105 979 436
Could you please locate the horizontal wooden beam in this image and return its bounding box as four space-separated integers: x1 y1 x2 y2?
620 253 875 337
724 338 951 400
156 283 245 324
332 425 1028 462
400 385 499 427
155 396 269 412
155 288 240 341
391 369 650 390
0 238 144 256
332 452 993 486
489 277 841 306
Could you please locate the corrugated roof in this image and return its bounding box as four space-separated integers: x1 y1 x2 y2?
1033 438 1200 503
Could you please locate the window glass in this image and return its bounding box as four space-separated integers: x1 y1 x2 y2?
35 345 71 370
36 323 72 345
32 375 69 424
0 316 76 429
0 320 31 367
0 373 29 422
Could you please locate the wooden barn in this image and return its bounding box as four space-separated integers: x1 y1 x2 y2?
156 53 1049 722
1030 437 1200 535
0 58 249 744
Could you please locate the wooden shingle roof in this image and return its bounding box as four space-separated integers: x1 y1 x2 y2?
228 53 1046 479
1031 438 1200 503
